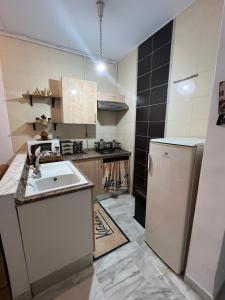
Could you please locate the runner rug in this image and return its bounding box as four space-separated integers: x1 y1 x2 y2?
93 202 129 259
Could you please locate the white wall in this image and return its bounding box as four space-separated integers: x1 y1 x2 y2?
117 49 137 191
185 2 225 299
0 35 118 152
0 61 13 176
166 0 223 138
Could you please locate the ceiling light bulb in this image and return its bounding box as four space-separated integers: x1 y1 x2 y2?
96 61 106 72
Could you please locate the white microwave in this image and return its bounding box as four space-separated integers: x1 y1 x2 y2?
27 139 60 157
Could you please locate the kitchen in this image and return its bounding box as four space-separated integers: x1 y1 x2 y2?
1 1 225 300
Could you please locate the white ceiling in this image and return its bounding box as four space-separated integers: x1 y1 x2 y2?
0 0 195 61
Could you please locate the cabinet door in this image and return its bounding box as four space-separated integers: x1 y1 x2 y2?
61 77 97 124
17 190 93 285
75 159 103 200
145 143 195 273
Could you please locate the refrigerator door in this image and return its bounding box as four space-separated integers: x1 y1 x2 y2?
145 142 196 274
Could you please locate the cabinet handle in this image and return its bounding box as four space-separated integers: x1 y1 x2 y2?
94 113 96 123
147 153 151 172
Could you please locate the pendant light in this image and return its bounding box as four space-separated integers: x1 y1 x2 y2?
96 0 106 72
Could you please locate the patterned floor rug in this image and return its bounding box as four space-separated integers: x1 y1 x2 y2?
93 201 129 259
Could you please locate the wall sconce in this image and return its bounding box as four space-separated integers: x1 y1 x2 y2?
174 73 198 96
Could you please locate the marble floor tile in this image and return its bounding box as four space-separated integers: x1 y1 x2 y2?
127 277 185 300
53 273 105 300
97 255 145 300
33 194 202 300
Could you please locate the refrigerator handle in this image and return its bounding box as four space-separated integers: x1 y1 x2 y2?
148 153 151 172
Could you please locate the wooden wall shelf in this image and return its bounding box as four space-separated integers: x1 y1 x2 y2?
26 122 58 131
22 94 60 107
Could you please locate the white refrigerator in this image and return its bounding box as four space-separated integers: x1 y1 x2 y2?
145 138 204 274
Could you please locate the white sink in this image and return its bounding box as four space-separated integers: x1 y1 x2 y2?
25 161 88 197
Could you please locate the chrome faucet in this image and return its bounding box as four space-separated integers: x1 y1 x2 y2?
33 150 54 178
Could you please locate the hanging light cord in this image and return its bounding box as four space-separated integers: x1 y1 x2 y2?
97 0 104 61
99 17 103 60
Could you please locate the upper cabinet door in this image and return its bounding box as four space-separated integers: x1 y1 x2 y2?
61 77 97 124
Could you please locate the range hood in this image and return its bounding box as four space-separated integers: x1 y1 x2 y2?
97 100 129 111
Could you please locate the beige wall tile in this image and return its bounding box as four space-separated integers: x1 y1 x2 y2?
0 35 119 152
117 49 137 191
198 12 222 72
189 118 209 138
194 69 215 98
166 0 222 138
167 98 193 122
172 27 200 80
175 0 223 36
166 120 190 137
191 96 211 120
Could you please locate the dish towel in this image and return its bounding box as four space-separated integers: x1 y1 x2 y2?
103 160 129 192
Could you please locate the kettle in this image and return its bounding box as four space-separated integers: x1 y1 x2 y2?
95 139 105 150
112 139 121 149
99 139 105 149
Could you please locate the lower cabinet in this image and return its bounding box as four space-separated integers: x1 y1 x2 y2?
75 159 103 200
17 189 93 295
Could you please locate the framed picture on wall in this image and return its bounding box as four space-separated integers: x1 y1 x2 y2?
217 81 225 125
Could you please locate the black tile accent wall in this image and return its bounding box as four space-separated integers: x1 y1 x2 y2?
150 84 168 105
134 149 147 166
152 43 171 70
137 90 150 107
135 136 148 151
151 64 170 88
136 106 149 121
148 122 165 139
138 37 153 60
133 20 173 227
153 22 173 51
135 121 148 137
137 73 151 92
138 55 152 76
149 103 167 122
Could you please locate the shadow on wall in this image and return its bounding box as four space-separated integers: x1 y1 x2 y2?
6 97 54 106
11 123 35 137
98 111 118 126
117 110 127 123
52 124 97 140
214 231 225 300
6 97 27 104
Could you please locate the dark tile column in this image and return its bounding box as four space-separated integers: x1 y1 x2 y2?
133 21 173 227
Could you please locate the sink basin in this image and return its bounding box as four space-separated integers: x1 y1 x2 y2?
25 161 88 197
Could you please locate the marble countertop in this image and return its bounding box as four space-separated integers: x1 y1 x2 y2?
1 148 130 205
62 149 131 161
0 151 27 197
15 163 94 205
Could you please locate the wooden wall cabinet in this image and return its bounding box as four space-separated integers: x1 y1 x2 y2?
75 159 103 200
60 77 97 124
